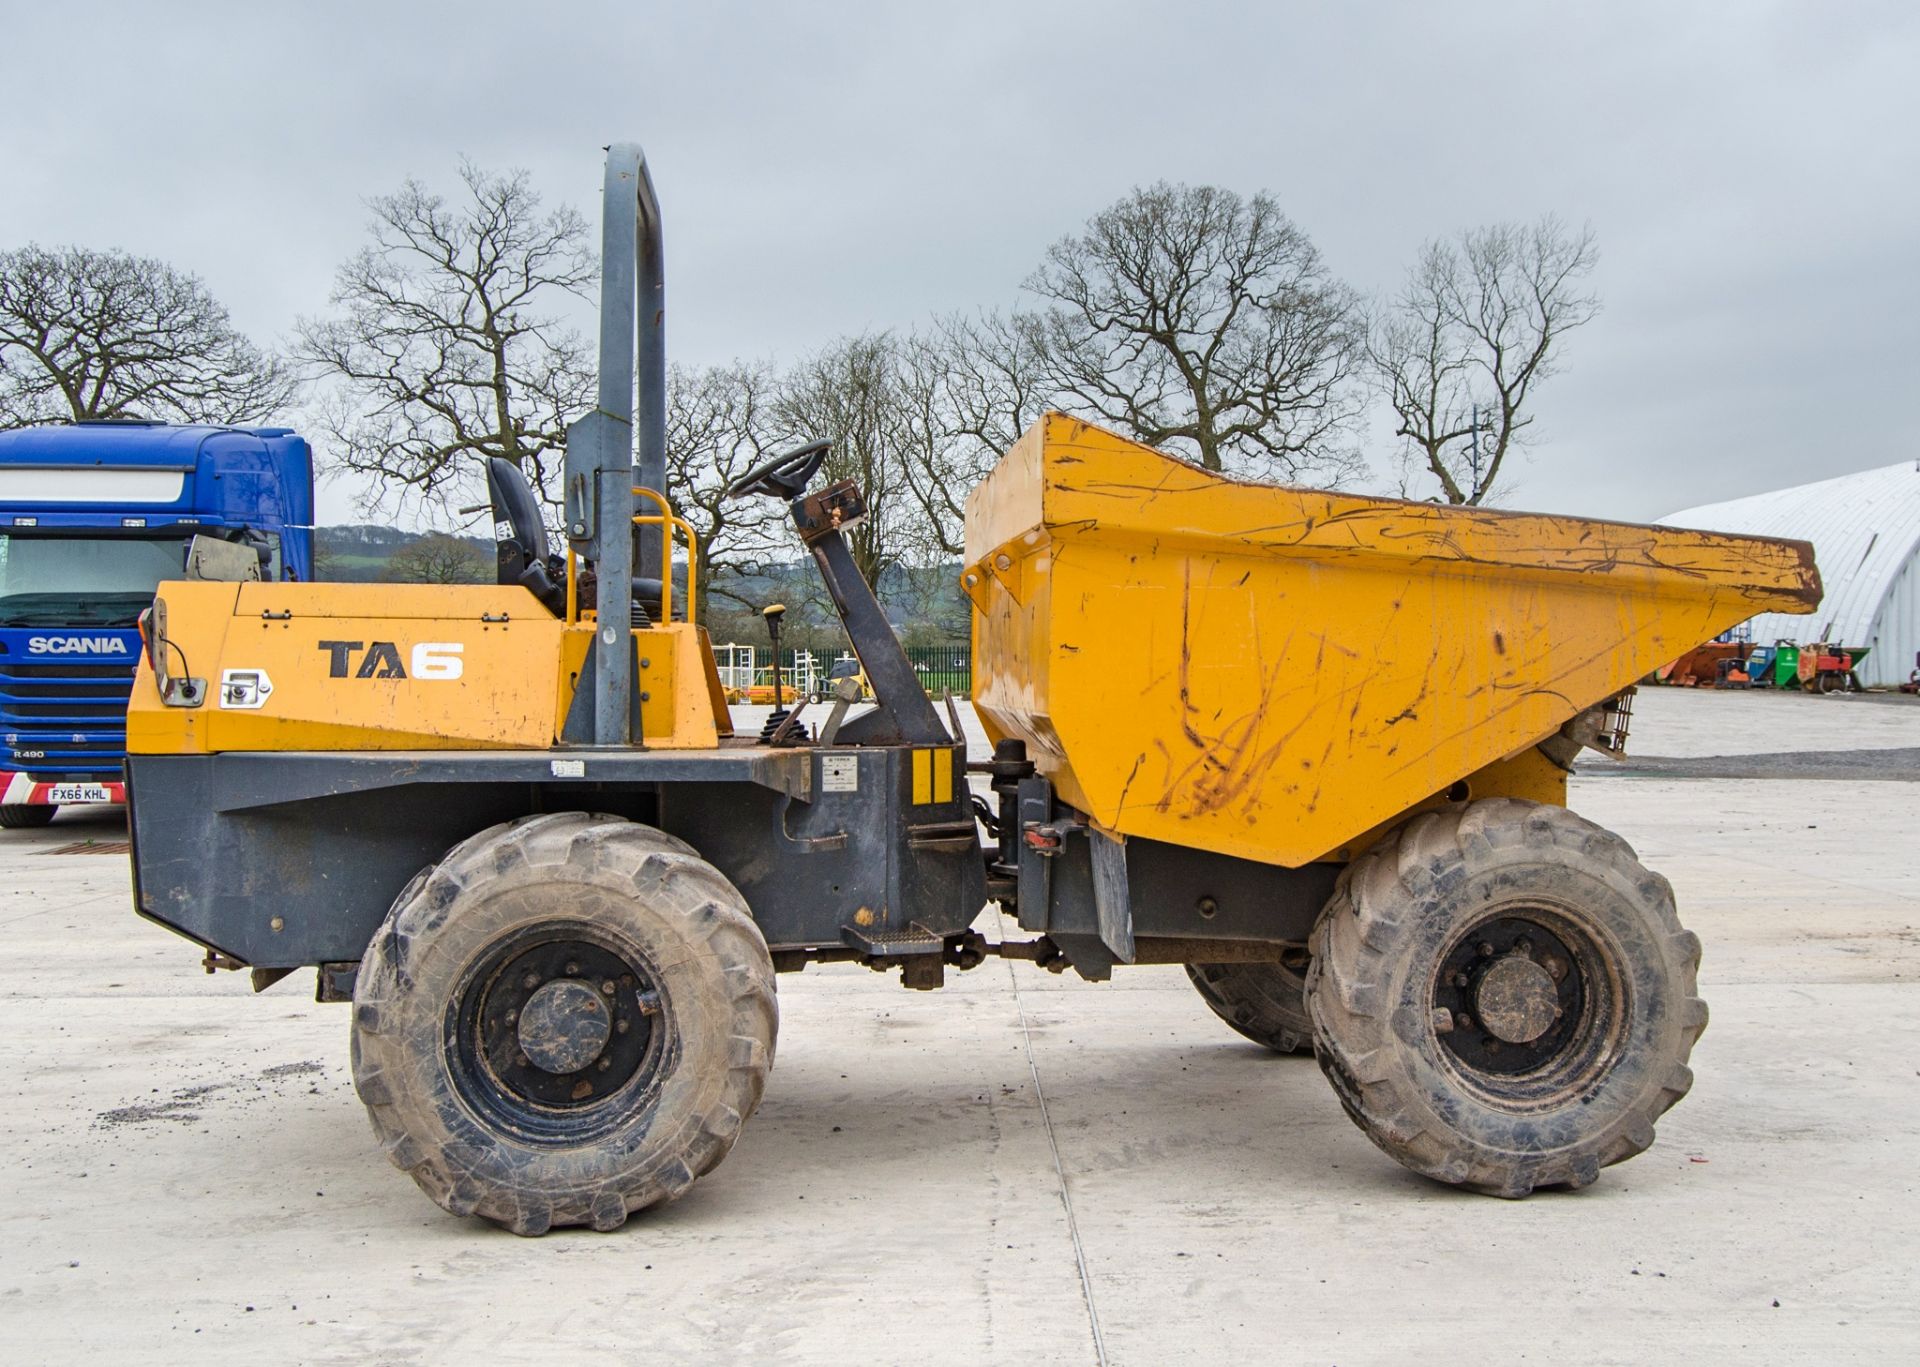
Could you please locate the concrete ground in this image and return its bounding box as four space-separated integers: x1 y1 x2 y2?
0 687 1914 1365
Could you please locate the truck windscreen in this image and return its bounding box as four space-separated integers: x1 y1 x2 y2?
0 533 190 626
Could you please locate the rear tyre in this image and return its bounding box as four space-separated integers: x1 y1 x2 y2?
1307 799 1705 1198
351 812 777 1234
0 804 57 829
1185 960 1315 1054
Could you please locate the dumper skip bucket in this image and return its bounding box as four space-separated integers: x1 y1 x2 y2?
964 415 1819 868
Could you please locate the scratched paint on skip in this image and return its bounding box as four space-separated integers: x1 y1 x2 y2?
970 413 1819 868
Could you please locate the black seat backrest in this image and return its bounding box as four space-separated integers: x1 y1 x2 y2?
485 457 565 614
486 458 550 569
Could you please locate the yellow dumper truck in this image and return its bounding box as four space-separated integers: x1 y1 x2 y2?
123 145 1819 1233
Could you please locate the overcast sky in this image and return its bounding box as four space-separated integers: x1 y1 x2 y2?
4 1 1914 527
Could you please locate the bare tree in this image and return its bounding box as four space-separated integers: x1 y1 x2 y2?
663 360 793 621
1024 182 1365 482
670 338 993 637
1370 217 1599 505
0 245 293 428
895 311 1052 557
386 532 490 584
775 333 920 589
664 330 1028 637
294 161 595 519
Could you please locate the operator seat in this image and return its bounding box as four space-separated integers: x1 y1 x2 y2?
483 457 679 623
485 458 566 616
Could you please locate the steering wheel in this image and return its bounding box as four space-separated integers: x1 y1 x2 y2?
724 439 832 502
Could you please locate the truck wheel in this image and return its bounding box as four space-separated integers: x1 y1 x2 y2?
1306 799 1705 1198
1185 960 1314 1054
0 804 56 829
351 811 777 1234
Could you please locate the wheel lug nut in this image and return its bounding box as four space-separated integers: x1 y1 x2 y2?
1477 942 1494 957
1452 972 1469 988
506 1010 517 1023
515 1052 530 1068
1515 937 1533 954
616 1018 631 1034
521 972 539 989
1544 956 1567 980
1456 1011 1474 1030
1431 1008 1455 1034
565 961 580 976
596 1057 611 1072
601 980 617 995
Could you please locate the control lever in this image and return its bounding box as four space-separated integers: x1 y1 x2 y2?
816 676 864 747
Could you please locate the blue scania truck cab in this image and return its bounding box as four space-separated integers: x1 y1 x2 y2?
0 421 313 827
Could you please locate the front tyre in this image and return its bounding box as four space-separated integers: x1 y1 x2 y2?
351 812 777 1234
1307 799 1705 1198
0 804 57 829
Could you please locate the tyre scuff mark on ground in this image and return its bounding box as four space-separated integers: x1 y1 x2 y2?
95 1060 326 1127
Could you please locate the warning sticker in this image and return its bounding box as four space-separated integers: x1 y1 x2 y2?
820 754 859 793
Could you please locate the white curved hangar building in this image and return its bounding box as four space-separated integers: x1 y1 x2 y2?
1659 461 1920 688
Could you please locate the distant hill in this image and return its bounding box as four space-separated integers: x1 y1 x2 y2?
315 525 492 582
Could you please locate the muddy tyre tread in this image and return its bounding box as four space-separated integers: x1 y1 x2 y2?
1185 961 1315 1054
1306 798 1706 1198
352 812 776 1234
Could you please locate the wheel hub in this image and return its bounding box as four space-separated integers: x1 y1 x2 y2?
452 932 661 1124
1474 954 1560 1043
517 979 613 1074
1432 915 1587 1077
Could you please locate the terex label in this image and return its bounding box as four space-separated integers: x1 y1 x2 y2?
819 754 859 793
318 641 465 680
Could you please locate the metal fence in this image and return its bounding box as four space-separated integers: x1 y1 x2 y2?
904 645 972 697
712 644 972 697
